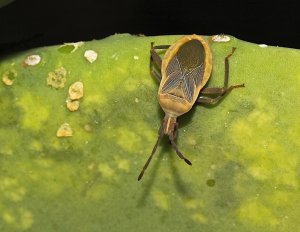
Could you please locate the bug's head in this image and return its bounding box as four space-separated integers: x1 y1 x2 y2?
138 115 192 181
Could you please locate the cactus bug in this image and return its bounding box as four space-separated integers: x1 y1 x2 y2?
138 35 244 181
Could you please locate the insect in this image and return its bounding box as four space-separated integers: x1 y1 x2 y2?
138 35 244 181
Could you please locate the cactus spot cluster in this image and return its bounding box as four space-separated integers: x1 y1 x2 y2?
47 67 67 88
56 122 73 137
84 50 98 63
66 81 84 111
23 55 41 66
2 69 17 86
66 99 80 111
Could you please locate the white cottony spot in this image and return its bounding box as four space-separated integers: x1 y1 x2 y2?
133 55 139 60
259 44 268 48
212 34 231 42
84 50 98 63
24 55 41 66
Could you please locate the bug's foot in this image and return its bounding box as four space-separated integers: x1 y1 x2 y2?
184 158 192 166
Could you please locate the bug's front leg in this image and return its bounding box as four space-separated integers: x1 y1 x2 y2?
150 42 170 83
196 47 244 105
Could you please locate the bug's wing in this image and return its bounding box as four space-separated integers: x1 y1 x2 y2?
181 64 204 102
162 56 183 93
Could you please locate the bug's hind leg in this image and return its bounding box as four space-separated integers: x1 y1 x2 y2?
150 42 170 83
197 47 244 105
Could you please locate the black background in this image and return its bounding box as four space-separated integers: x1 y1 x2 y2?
0 0 299 55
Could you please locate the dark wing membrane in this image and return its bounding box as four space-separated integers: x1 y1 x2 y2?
187 63 204 86
181 77 194 102
181 64 204 102
162 55 183 93
162 70 182 93
166 55 182 77
177 40 204 71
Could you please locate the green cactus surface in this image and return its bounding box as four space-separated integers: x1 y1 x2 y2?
0 34 299 232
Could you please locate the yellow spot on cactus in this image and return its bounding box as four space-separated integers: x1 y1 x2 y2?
152 190 169 211
192 213 208 224
2 211 15 224
56 123 73 137
116 159 130 172
2 177 18 187
87 162 95 170
4 186 26 202
2 208 34 230
183 198 204 209
98 163 115 179
1 178 26 202
84 123 93 132
185 135 197 146
29 140 43 151
230 98 299 187
47 67 67 88
247 165 269 180
18 208 34 230
116 127 141 152
237 199 279 227
17 92 50 130
85 183 110 201
35 158 54 168
2 69 17 86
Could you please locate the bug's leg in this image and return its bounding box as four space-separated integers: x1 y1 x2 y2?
169 134 192 166
197 47 244 104
150 42 170 69
173 122 179 140
138 121 165 181
150 64 162 83
150 43 170 83
197 95 227 105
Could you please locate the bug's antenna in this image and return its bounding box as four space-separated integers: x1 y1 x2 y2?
138 127 164 181
169 137 192 166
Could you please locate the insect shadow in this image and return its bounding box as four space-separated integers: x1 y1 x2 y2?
137 139 168 207
137 139 194 208
168 154 194 197
137 111 194 207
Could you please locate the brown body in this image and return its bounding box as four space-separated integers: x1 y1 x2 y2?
159 35 212 118
138 35 244 181
158 35 212 135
